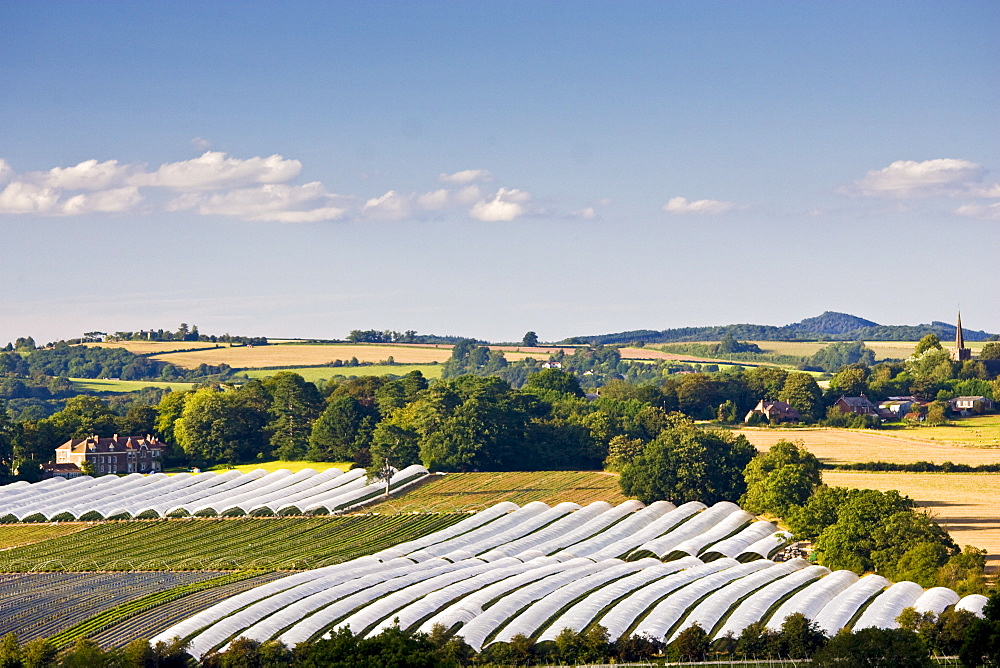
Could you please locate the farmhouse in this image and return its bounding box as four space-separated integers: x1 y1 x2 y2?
949 396 994 416
834 395 878 417
744 400 800 424
55 434 167 475
41 462 86 479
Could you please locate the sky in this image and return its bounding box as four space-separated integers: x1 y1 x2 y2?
1 1 998 345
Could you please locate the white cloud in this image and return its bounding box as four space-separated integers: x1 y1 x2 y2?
191 137 213 151
416 189 449 210
454 184 482 204
956 202 1000 221
59 186 142 215
43 159 133 190
571 207 597 219
133 151 302 190
851 158 989 198
362 190 413 221
0 181 60 214
439 168 492 184
662 196 734 215
171 182 347 223
469 187 531 222
0 159 13 185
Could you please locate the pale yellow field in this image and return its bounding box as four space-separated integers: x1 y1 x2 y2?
735 427 1000 466
894 415 1000 447
149 343 454 369
823 471 1000 571
85 341 231 354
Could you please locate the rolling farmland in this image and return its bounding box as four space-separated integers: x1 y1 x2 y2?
70 378 197 393
238 363 443 382
147 343 454 369
735 427 1000 466
363 471 628 513
823 471 1000 572
0 514 466 572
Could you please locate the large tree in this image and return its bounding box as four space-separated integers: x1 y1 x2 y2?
619 425 756 505
778 373 824 421
308 394 375 462
264 372 324 460
741 440 822 517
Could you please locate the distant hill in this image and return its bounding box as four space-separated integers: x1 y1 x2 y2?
568 311 995 345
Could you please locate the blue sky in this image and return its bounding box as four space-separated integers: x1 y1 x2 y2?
2 1 998 344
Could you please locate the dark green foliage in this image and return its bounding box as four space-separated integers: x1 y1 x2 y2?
808 341 876 372
293 626 452 668
523 368 584 398
960 592 1000 667
812 627 931 667
741 440 822 517
620 424 756 505
669 623 710 662
264 373 324 461
308 395 375 461
521 331 539 347
174 383 272 465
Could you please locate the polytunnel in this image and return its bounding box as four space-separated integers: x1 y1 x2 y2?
556 500 685 560
765 569 859 631
713 563 829 640
812 573 891 636
912 586 961 615
852 581 925 631
667 558 809 643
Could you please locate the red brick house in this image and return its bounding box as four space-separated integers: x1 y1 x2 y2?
834 395 878 417
54 434 167 475
744 400 801 424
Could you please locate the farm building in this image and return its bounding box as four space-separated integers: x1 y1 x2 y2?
54 434 167 475
949 396 994 416
40 462 86 479
834 395 878 417
744 400 800 424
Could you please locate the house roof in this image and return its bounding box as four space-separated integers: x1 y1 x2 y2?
55 435 166 453
838 396 875 408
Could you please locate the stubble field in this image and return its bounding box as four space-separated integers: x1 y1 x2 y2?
735 426 1000 466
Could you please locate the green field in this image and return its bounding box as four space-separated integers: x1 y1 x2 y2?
200 460 353 474
364 470 627 513
70 378 197 393
237 363 442 382
0 514 465 572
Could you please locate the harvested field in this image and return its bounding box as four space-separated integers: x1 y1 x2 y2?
238 363 443 382
149 343 454 369
84 341 228 354
735 427 1000 466
619 347 731 363
823 471 1000 572
897 414 1000 448
364 471 628 514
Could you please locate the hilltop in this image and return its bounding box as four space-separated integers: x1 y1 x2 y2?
569 311 996 345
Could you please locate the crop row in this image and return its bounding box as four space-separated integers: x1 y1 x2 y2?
46 571 275 648
0 523 87 549
0 514 466 572
90 572 289 649
364 471 628 514
0 572 222 642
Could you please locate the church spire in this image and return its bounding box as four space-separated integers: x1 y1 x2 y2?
950 309 971 361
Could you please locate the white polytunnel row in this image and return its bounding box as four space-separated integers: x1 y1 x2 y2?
0 465 429 521
148 499 985 659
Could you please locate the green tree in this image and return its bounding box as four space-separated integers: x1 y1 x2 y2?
914 334 943 356
524 368 584 398
829 365 869 397
264 373 323 460
980 341 1000 360
670 624 710 662
0 633 20 668
154 390 190 445
812 628 931 667
0 401 19 483
775 612 827 659
20 638 56 668
60 638 110 668
308 395 374 462
741 440 822 517
779 372 824 421
959 593 1000 667
620 425 756 504
521 331 539 347
118 403 157 436
174 384 271 466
